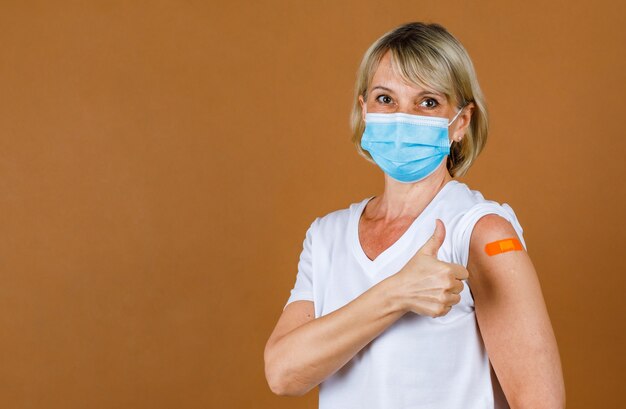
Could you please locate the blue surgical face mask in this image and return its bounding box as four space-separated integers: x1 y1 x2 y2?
360 109 463 183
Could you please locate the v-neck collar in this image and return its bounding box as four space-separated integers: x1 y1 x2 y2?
349 180 458 273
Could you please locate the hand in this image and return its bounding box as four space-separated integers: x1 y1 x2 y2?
392 219 469 318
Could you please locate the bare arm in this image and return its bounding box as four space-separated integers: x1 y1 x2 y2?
264 220 467 396
467 215 565 408
264 285 404 396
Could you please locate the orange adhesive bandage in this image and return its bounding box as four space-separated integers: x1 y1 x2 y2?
484 238 523 256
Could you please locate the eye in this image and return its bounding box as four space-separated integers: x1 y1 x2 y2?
375 95 393 104
420 98 439 109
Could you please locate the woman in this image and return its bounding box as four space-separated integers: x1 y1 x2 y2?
265 22 565 408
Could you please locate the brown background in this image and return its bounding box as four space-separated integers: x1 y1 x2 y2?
0 1 624 408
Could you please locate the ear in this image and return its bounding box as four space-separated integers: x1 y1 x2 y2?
451 102 475 142
358 95 367 122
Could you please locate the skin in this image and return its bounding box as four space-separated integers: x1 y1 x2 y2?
264 51 565 407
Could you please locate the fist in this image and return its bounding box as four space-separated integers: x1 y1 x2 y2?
393 219 469 318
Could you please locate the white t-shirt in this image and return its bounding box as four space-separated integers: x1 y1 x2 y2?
286 180 526 409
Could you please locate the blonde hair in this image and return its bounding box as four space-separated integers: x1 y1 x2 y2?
350 22 488 177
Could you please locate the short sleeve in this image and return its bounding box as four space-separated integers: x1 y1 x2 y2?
451 202 527 267
284 217 319 309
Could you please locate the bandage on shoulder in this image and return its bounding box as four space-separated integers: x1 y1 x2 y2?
484 238 523 256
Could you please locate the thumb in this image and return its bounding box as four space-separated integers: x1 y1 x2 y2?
417 219 446 257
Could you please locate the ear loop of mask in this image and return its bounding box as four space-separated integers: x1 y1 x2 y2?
447 107 464 126
447 106 466 147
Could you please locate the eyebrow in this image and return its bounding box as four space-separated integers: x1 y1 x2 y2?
371 85 394 93
370 85 444 97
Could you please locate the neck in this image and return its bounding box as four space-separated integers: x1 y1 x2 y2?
366 163 453 222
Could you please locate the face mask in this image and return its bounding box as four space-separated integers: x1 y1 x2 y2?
360 109 463 183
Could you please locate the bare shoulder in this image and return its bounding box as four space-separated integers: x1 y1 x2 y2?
466 212 542 317
467 214 529 272
467 213 531 284
470 213 519 245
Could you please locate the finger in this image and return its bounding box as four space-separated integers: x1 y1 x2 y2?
449 280 464 295
453 265 469 280
448 293 461 305
434 304 453 318
417 219 446 257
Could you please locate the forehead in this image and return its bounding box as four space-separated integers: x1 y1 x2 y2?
369 51 440 95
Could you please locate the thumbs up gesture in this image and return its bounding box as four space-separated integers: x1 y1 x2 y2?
391 219 469 318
